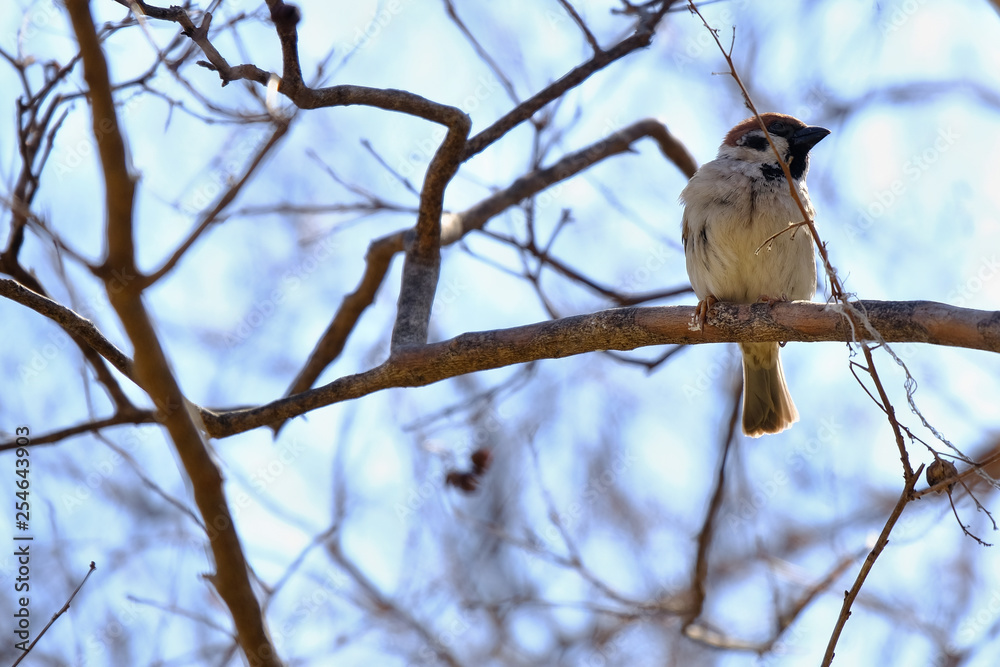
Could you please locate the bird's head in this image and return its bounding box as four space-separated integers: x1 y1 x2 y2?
718 112 830 181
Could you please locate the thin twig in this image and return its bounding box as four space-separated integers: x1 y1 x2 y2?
753 219 810 254
328 538 463 667
683 380 740 629
0 410 156 452
462 1 677 160
557 0 601 52
442 0 520 104
12 562 97 666
820 466 924 667
141 116 293 288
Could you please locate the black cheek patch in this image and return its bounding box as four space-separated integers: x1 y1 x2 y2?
761 163 785 181
741 134 769 151
788 153 809 180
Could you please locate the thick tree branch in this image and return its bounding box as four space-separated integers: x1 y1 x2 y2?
390 108 470 349
451 118 698 238
4 298 997 468
206 300 1000 438
65 3 283 665
6 284 995 437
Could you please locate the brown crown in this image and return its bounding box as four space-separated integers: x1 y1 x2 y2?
722 112 807 147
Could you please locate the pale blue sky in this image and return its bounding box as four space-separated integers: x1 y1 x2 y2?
2 1 1000 665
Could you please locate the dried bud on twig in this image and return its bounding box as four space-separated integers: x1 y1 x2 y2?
926 459 958 493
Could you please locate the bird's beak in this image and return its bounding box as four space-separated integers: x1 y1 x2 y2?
789 125 831 152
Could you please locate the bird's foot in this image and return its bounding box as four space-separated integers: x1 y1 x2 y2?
691 294 718 332
756 294 789 306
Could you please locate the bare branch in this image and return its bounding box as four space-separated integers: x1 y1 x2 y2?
141 116 293 288
557 0 601 52
12 562 97 666
0 411 156 452
443 0 520 104
0 277 136 381
461 1 678 161
683 381 740 629
328 537 463 667
117 0 473 349
65 3 282 664
821 466 924 666
208 300 1000 438
285 118 696 396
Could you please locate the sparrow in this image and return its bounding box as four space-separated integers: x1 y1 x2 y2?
680 113 830 436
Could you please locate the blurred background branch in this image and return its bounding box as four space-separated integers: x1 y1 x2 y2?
1 1 999 665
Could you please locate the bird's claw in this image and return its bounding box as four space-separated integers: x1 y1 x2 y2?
691 294 718 332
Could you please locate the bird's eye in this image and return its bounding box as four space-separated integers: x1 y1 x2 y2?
768 120 787 133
